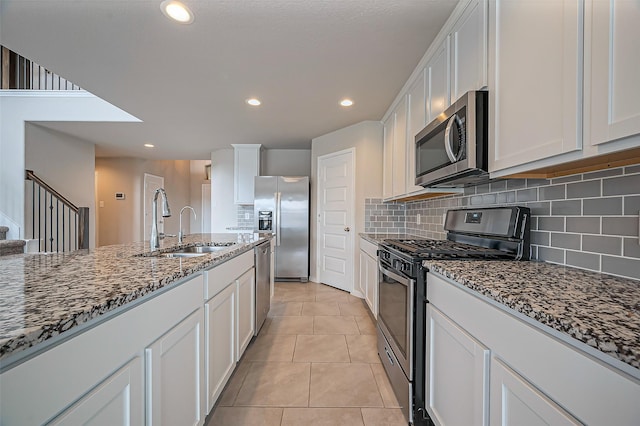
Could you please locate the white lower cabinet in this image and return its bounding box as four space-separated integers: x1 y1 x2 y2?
426 305 489 426
490 357 580 426
202 249 255 413
236 267 256 360
427 272 640 426
205 283 236 412
146 308 205 426
50 357 144 426
359 237 378 318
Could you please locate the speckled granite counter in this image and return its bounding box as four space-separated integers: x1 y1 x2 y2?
359 233 420 245
426 260 640 374
0 233 270 367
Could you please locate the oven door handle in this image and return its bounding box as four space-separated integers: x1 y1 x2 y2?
378 262 410 287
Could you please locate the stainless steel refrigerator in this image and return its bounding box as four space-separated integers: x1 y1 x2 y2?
254 176 309 281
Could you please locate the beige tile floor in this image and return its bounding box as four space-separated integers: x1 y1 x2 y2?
206 281 408 426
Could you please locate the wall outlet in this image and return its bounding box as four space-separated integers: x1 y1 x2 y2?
245 212 250 220
416 214 421 225
99 201 104 208
442 213 447 225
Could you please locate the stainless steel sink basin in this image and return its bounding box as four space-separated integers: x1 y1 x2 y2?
161 252 207 258
176 245 234 254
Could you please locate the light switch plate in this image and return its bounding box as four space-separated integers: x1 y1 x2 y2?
416 214 421 225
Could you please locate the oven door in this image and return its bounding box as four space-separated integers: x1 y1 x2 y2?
377 261 414 379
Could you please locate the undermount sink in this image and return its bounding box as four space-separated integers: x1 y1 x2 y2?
176 245 234 254
158 244 236 258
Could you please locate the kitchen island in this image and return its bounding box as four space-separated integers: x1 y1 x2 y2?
0 233 271 425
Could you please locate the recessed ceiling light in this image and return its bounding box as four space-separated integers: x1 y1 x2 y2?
246 98 261 106
160 1 194 24
340 99 354 107
144 143 155 148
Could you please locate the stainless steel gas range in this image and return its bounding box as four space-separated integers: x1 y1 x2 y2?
376 206 531 425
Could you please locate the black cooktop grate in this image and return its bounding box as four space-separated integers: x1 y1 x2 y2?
383 238 515 260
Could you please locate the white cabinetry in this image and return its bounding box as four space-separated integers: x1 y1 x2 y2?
488 0 583 173
426 305 489 426
236 267 256 359
232 144 261 205
359 237 378 318
392 97 408 198
585 0 640 151
450 0 488 101
0 274 203 425
427 272 640 425
204 283 236 412
49 357 144 426
406 71 427 194
146 308 205 426
490 357 580 426
426 39 450 124
202 249 255 412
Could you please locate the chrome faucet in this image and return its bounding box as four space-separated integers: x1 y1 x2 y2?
150 188 171 250
179 206 197 244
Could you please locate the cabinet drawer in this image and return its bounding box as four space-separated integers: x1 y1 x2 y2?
204 250 254 300
360 238 378 259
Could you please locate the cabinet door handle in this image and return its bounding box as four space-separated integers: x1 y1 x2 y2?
344 227 350 232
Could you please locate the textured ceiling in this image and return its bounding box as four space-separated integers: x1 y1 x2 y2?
0 0 457 159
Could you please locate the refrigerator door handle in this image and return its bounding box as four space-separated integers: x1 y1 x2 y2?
276 191 281 246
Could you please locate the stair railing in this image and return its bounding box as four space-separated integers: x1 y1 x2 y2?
25 170 89 252
1 46 82 90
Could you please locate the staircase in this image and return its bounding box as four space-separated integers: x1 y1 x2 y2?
0 226 26 256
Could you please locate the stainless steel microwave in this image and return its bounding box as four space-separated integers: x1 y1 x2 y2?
415 90 489 188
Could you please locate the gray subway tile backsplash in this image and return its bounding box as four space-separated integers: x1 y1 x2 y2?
551 200 581 216
566 180 601 199
538 216 565 232
539 185 566 200
601 255 640 280
566 250 600 271
624 195 640 215
582 235 622 256
602 216 639 237
583 197 622 215
566 216 600 234
602 174 640 196
551 232 581 250
364 165 640 281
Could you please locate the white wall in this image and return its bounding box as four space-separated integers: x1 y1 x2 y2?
25 124 96 248
189 160 210 233
210 148 236 232
262 149 311 177
0 91 139 239
95 158 191 246
310 120 383 284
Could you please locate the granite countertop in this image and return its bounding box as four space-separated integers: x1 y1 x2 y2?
360 233 421 245
426 260 640 374
0 233 271 366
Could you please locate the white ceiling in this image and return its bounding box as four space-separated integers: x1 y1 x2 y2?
0 0 458 160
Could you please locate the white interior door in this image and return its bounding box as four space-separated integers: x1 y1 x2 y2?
144 173 164 242
317 149 355 292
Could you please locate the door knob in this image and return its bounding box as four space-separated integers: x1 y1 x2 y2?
344 227 350 232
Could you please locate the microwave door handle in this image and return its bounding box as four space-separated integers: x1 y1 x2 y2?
444 114 460 163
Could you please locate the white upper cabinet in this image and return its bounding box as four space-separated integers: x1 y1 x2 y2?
585 0 640 150
392 96 408 198
450 0 488 101
232 144 261 205
382 114 395 199
488 0 583 174
407 69 427 194
427 38 451 124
